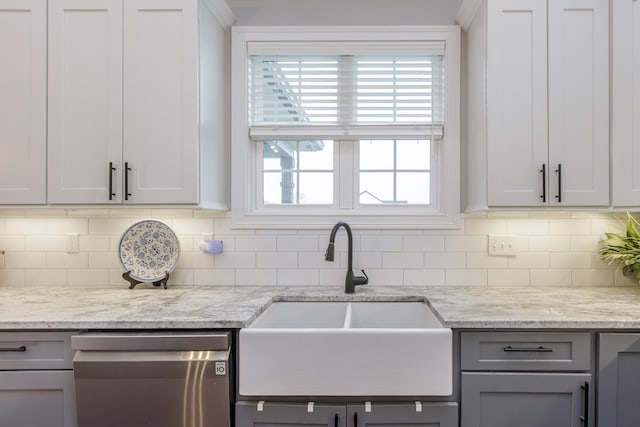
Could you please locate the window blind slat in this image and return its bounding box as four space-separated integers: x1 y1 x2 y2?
250 53 445 128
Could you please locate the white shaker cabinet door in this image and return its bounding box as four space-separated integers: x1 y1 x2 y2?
487 0 548 207
548 0 609 206
612 0 640 206
48 0 123 204
122 0 199 204
0 0 46 204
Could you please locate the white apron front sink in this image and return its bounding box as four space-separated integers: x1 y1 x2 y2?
239 301 452 396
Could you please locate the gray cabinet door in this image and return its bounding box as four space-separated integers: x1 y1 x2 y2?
347 403 458 427
0 370 76 427
236 402 346 427
599 333 640 427
461 372 591 427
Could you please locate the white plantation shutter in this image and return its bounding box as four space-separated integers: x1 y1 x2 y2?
248 42 445 140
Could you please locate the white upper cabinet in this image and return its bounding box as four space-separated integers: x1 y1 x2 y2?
48 0 204 205
0 0 46 204
461 0 609 209
48 0 198 205
48 0 123 204
612 0 640 206
122 0 198 204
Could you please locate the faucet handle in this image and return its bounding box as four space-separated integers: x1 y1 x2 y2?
353 269 368 286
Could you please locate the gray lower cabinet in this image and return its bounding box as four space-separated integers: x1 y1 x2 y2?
0 331 78 427
460 332 592 427
461 372 591 427
235 401 458 427
598 333 640 427
0 370 76 427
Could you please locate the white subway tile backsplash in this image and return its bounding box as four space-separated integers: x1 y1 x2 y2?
256 252 297 269
445 235 486 252
5 252 46 269
235 269 277 286
548 219 592 235
0 235 26 251
236 235 276 252
4 218 46 235
508 253 550 269
382 252 423 269
89 253 121 269
487 269 529 287
195 268 235 286
403 235 445 252
277 235 319 252
25 235 66 252
46 218 88 234
277 269 319 286
0 210 628 288
361 234 402 252
46 253 89 269
572 269 614 286
445 269 487 287
172 219 215 235
507 219 549 235
0 269 25 286
177 252 215 269
25 269 67 286
426 252 467 269
549 253 592 270
530 270 572 287
68 269 111 286
529 236 571 252
465 253 507 269
368 269 403 286
403 269 445 287
89 219 132 235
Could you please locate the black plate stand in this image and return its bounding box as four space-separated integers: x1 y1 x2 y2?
123 271 170 289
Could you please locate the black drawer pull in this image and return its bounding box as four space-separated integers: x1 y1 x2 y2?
503 345 553 353
0 345 27 352
581 381 590 426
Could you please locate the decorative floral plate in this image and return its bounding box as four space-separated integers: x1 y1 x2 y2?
118 219 180 282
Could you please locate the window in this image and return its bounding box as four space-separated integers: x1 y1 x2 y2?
231 27 460 228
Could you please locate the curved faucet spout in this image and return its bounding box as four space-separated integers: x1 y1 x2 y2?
324 221 367 293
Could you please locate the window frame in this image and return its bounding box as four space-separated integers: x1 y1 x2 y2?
231 26 461 229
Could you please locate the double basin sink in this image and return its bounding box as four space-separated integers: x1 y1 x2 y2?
239 301 452 396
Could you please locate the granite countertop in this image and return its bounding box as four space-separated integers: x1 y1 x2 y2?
1 285 640 330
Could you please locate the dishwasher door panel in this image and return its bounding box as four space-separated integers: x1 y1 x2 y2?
73 334 231 427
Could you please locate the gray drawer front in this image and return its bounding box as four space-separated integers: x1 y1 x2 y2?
0 331 76 370
461 332 591 371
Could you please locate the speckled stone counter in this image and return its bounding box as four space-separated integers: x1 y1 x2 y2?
2 285 640 330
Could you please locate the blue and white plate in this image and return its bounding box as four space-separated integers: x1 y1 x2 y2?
118 219 180 282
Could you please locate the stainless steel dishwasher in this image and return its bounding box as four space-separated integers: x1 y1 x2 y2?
72 331 232 427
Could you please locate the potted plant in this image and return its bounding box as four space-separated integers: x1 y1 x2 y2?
600 213 640 279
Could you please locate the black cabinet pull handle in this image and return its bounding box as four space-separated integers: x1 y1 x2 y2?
581 381 590 425
108 162 116 200
503 345 553 352
540 163 546 202
334 413 339 427
353 412 358 427
555 163 562 203
0 346 26 352
124 162 132 201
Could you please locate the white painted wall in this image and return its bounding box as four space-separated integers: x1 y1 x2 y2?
227 0 463 25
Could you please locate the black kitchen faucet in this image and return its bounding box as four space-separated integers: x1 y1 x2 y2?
324 221 368 293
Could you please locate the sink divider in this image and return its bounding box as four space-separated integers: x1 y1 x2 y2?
343 302 353 328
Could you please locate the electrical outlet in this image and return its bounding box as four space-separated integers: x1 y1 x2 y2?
66 233 80 254
488 234 517 256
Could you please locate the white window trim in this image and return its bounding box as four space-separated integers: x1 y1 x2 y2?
230 25 461 229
